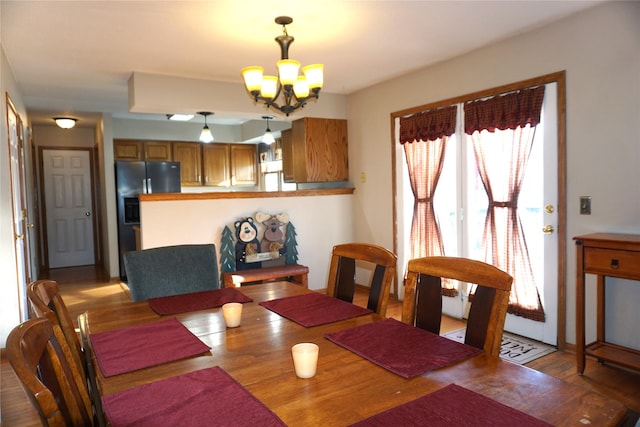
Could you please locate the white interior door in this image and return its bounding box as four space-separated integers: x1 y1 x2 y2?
43 149 95 268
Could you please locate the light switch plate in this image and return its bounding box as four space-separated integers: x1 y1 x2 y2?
580 196 591 215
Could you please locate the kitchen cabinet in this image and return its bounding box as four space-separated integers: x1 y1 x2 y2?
230 144 258 186
201 143 257 187
173 142 202 186
202 144 230 187
283 117 348 183
114 139 173 161
281 129 294 182
116 139 257 188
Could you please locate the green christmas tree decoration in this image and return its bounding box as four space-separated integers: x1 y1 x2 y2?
220 225 236 280
284 221 299 264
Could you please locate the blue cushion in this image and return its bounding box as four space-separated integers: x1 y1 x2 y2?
124 244 219 302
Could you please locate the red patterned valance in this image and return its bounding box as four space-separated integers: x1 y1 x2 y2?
464 86 545 134
399 105 457 144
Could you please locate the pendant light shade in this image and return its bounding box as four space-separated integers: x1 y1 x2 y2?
198 112 214 143
262 115 276 144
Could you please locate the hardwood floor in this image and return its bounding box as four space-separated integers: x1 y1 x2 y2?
2 266 639 426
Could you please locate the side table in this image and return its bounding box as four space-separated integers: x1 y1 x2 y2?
574 233 640 374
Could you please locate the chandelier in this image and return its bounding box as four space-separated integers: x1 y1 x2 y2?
241 16 324 116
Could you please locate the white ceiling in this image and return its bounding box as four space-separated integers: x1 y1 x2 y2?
1 0 604 127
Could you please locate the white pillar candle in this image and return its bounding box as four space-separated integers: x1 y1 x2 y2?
291 343 319 378
222 302 243 328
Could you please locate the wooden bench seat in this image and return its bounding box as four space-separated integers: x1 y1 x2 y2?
223 264 309 288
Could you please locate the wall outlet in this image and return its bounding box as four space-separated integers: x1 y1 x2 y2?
580 196 591 215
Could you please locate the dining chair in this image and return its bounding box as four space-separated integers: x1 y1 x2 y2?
7 317 94 427
27 280 84 383
124 243 220 301
401 256 513 357
326 243 397 316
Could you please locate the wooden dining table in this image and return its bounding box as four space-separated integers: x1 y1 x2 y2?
82 281 626 426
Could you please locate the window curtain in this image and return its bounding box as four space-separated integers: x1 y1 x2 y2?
464 86 546 321
400 106 457 295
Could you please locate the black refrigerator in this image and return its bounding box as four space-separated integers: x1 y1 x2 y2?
115 161 181 281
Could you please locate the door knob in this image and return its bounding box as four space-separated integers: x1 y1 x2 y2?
542 225 554 234
85 211 92 216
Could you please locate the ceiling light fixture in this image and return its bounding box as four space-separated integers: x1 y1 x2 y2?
261 115 276 145
167 114 194 121
53 117 77 129
197 112 214 143
241 16 323 116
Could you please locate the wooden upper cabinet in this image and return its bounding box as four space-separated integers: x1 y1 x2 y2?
173 142 202 186
203 144 230 187
230 144 258 186
114 140 143 161
284 117 348 183
114 139 258 188
281 129 294 183
144 141 173 161
114 140 173 161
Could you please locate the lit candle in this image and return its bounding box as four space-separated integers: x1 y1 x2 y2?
222 303 243 328
291 343 319 378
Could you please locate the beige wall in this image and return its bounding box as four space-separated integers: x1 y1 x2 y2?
139 194 354 290
347 2 640 348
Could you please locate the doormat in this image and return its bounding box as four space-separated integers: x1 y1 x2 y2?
443 328 556 365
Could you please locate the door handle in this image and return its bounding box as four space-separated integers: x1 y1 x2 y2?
16 233 24 240
85 211 91 217
542 225 554 234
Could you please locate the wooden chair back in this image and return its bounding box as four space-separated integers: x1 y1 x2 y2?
7 318 94 427
327 243 397 316
28 280 85 383
401 256 513 357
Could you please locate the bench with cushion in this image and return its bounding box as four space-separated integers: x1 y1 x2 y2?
124 244 219 301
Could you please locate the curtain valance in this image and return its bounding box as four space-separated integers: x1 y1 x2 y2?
464 86 545 134
399 105 457 144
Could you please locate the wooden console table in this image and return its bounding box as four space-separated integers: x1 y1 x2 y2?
574 233 640 374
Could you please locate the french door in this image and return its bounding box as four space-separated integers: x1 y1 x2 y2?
395 79 563 346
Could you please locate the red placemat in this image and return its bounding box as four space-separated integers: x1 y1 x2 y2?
90 317 211 377
148 287 253 315
325 318 482 378
349 383 552 426
259 292 372 327
102 366 286 427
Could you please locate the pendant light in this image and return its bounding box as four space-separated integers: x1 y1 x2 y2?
262 115 276 144
198 112 214 143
